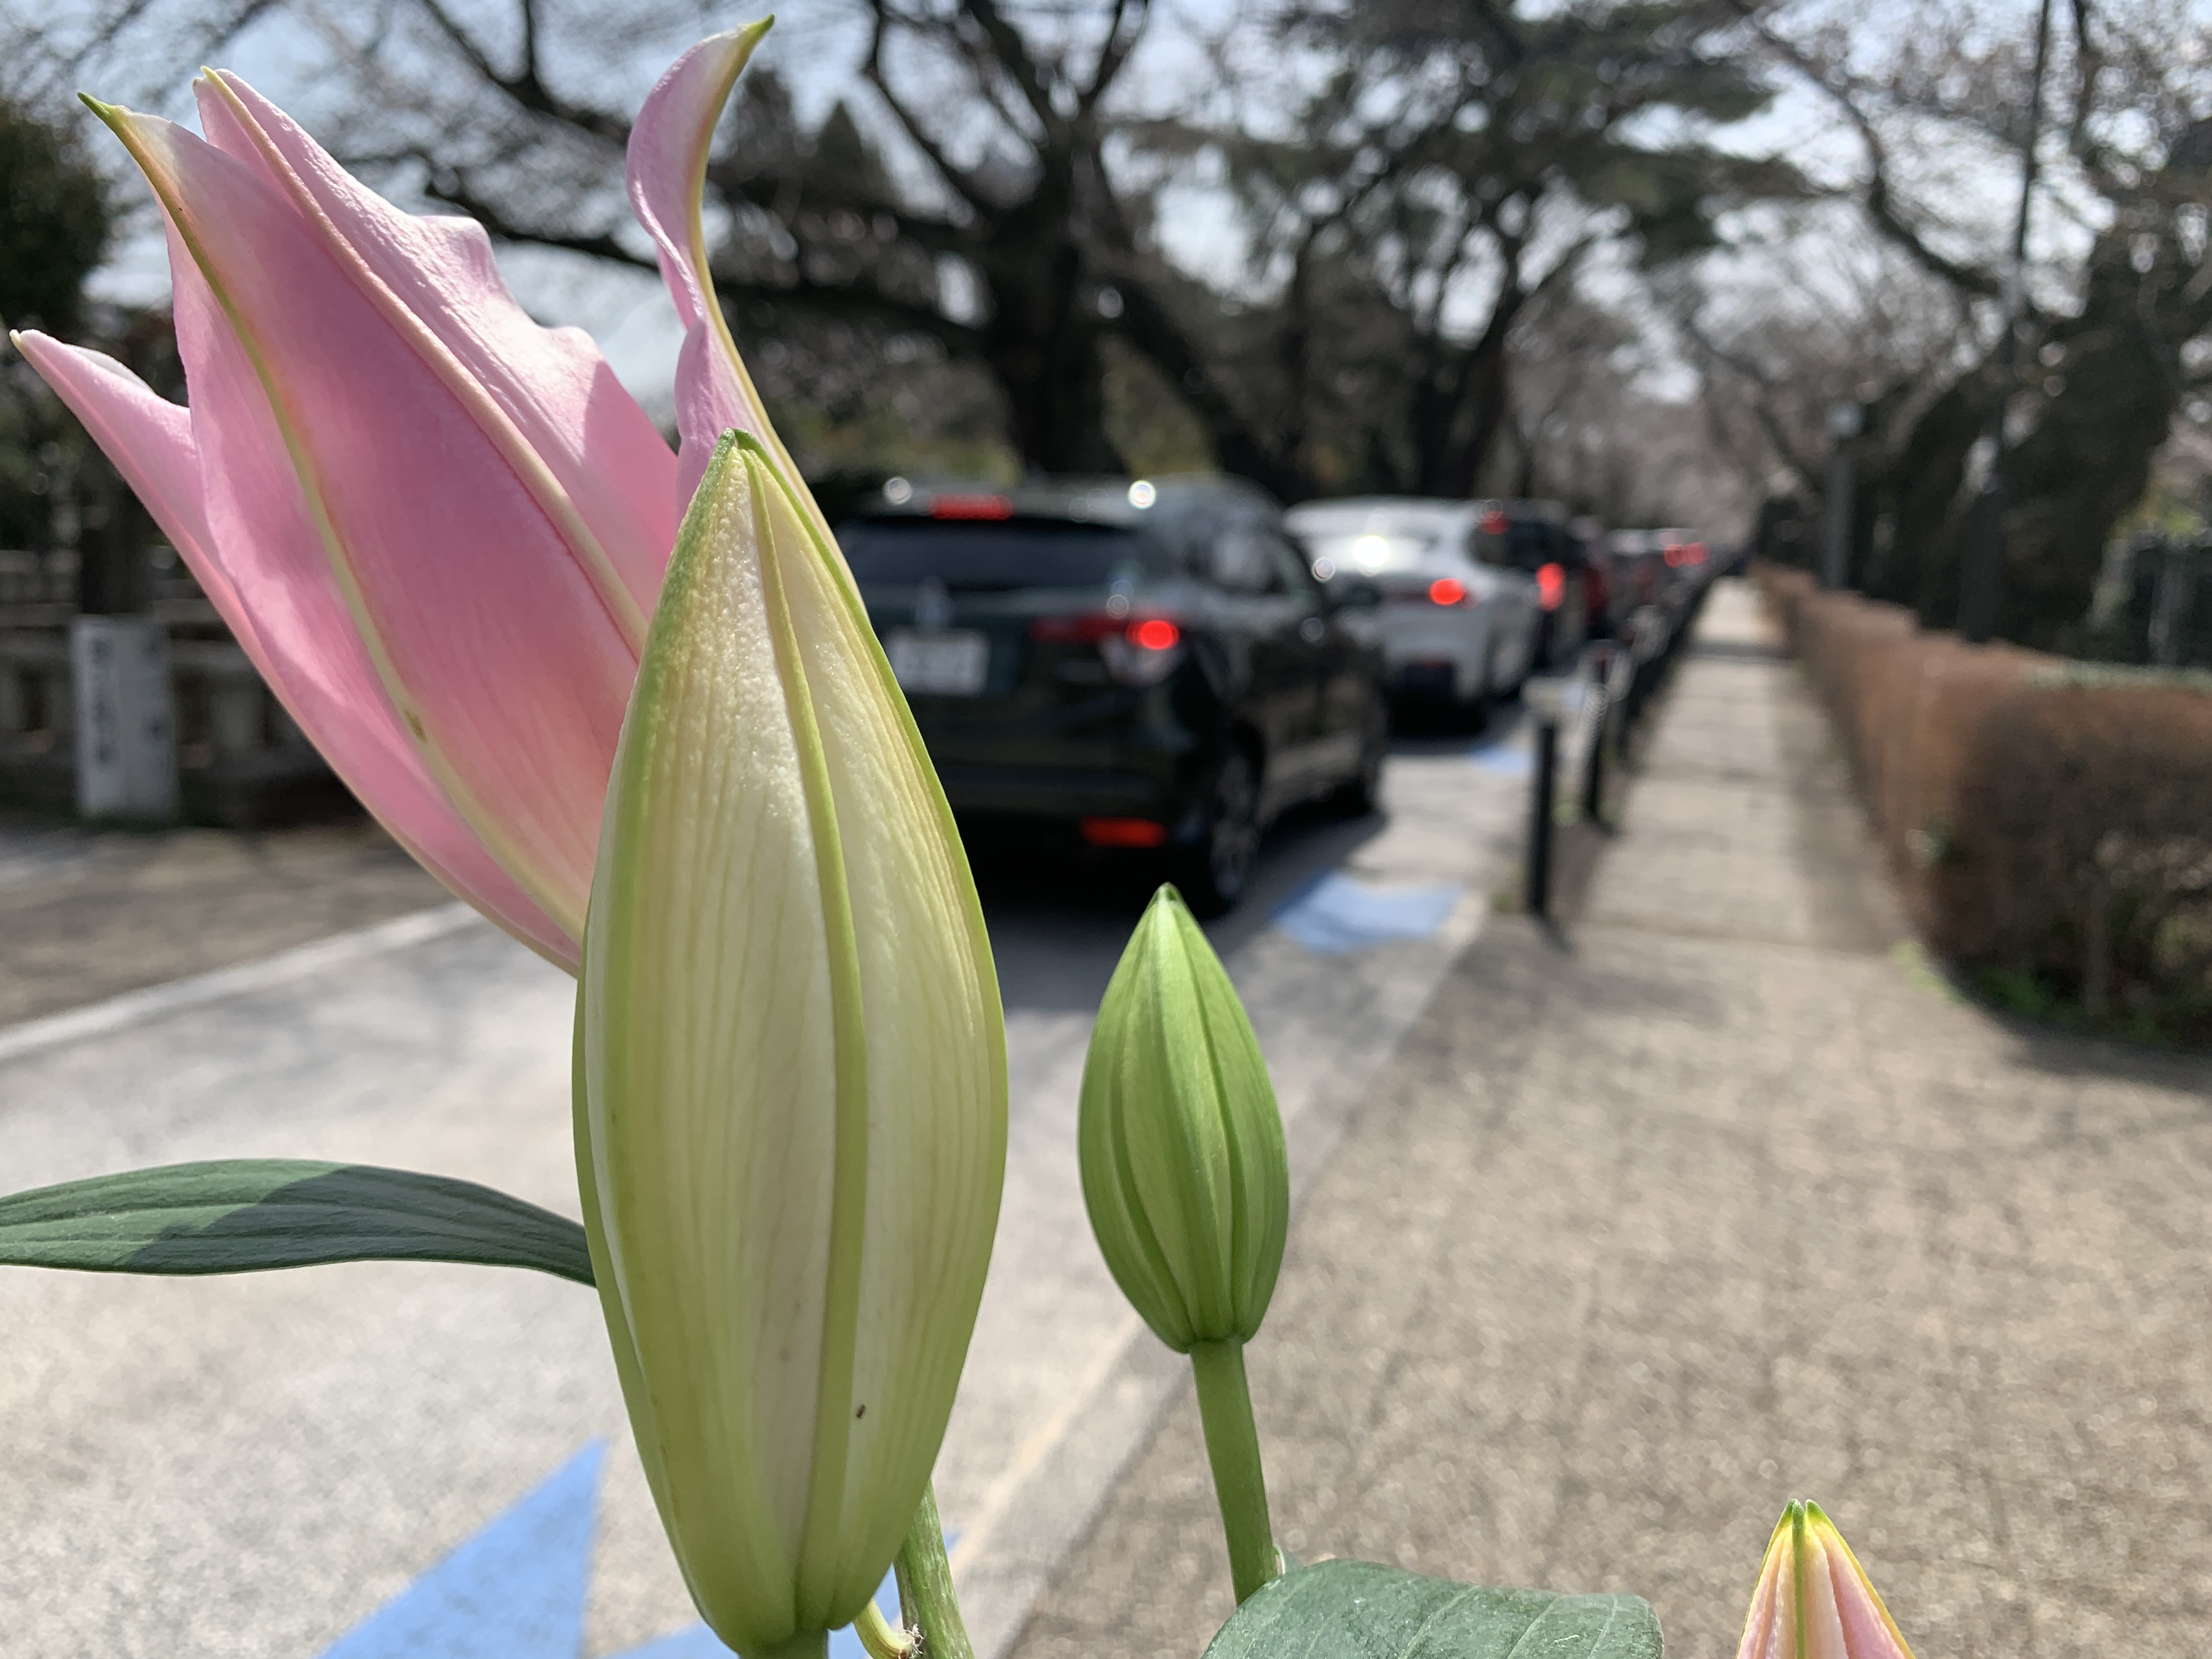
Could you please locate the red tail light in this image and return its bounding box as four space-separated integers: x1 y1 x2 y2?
1479 509 1510 535
930 493 1014 520
1081 816 1169 848
1029 612 1187 686
1427 577 1468 606
1536 562 1566 611
1028 614 1181 647
1127 618 1181 649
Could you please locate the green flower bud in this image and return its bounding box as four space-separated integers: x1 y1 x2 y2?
577 432 1007 1659
1078 884 1289 1352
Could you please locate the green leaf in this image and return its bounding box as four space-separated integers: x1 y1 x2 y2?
1203 1560 1661 1659
0 1160 594 1285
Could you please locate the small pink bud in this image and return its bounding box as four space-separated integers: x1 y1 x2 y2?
1736 1501 1917 1659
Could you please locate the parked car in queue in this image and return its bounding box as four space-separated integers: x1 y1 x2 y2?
1283 496 1544 725
1469 499 1593 668
839 475 1391 915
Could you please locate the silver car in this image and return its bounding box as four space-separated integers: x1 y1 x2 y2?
1285 497 1542 718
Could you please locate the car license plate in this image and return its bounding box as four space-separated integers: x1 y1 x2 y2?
885 629 990 696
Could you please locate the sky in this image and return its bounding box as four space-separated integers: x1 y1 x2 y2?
22 0 2126 414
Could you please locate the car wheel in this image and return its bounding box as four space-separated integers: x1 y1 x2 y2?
1177 746 1261 917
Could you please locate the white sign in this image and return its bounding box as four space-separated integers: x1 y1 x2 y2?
885 628 990 697
71 616 179 821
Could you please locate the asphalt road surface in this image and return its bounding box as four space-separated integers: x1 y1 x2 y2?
0 709 1561 1659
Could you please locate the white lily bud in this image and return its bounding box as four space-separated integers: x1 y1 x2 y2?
576 431 1007 1659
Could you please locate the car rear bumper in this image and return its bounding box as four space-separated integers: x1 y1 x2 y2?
935 760 1190 825
1365 612 1486 698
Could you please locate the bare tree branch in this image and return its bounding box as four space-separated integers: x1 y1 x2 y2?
413 0 628 145
860 2 995 219
1079 0 1149 116
961 0 1062 138
1722 0 2004 301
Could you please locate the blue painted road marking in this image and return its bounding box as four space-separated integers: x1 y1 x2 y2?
613 1627 736 1658
1274 871 1463 953
319 1442 603 1659
1469 741 1531 777
318 1440 926 1659
615 1568 902 1659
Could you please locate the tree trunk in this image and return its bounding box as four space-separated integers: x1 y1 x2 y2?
1999 232 2190 650
979 227 1124 474
1424 284 1521 499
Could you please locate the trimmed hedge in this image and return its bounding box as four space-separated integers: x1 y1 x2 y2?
1757 565 2212 1037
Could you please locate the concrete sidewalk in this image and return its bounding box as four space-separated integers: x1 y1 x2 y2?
1012 580 2212 1659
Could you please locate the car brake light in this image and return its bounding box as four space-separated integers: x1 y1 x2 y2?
1127 618 1181 650
1028 614 1182 647
1081 816 1169 848
1685 541 1707 565
1479 510 1510 535
930 493 1014 520
1536 562 1566 611
1428 578 1468 606
1030 612 1187 686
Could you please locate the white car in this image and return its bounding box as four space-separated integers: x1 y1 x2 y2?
1285 497 1543 718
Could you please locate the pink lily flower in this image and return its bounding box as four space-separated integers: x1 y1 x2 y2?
12 22 805 969
1737 1500 1918 1659
626 21 842 551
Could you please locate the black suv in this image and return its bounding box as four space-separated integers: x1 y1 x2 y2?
839 475 1390 913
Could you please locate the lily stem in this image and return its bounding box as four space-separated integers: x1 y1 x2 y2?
1190 1337 1279 1604
894 1480 974 1659
855 1600 915 1659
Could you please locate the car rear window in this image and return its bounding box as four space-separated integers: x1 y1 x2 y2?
839 518 1159 590
1297 531 1440 574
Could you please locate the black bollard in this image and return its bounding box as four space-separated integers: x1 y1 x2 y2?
1581 685 1607 823
1525 715 1559 917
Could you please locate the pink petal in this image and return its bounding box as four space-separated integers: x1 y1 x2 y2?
8 330 218 601
1812 1515 1915 1659
1735 1520 1790 1659
627 25 826 517
1797 1533 1854 1659
193 72 679 623
102 103 633 945
15 327 577 968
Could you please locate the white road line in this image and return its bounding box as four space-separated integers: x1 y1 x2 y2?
0 902 479 1068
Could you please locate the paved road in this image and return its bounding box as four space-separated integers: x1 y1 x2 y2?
0 705 1555 1658
0 821 443 1026
1017 582 2212 1659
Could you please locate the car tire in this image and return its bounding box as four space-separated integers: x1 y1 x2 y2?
1176 746 1261 917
